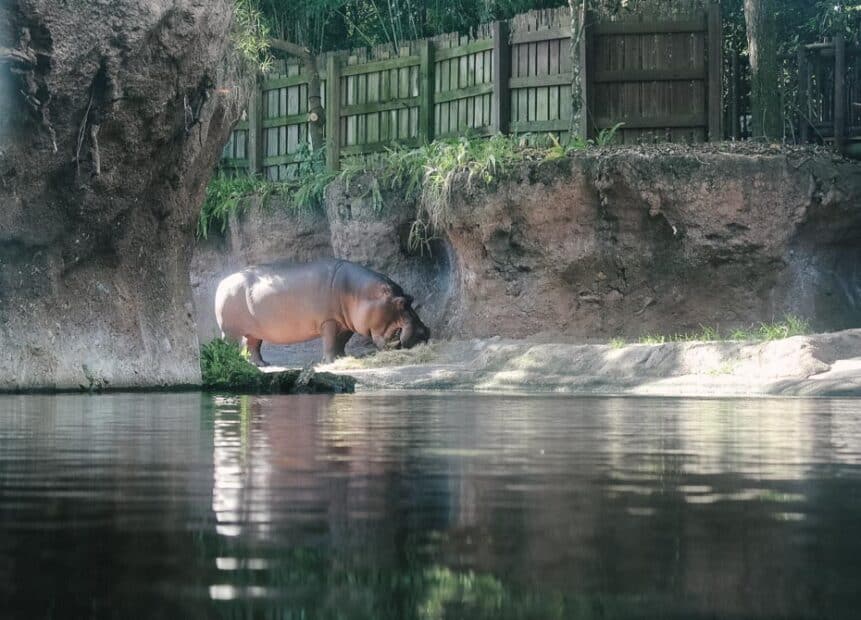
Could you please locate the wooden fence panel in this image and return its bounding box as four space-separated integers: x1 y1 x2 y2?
339 49 421 156
220 3 724 173
590 10 711 144
509 8 573 139
433 30 495 139
261 60 326 180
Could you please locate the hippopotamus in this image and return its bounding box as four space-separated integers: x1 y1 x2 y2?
214 259 430 365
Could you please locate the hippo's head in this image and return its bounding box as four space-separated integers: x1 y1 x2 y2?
392 295 430 349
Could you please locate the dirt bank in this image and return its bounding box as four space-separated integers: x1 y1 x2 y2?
193 144 861 347
1 0 245 390
308 329 861 397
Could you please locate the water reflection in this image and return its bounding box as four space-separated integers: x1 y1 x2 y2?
0 393 860 618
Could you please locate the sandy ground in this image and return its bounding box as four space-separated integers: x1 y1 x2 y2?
261 330 861 397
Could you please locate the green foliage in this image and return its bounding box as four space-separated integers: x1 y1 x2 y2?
366 133 584 252
595 122 626 147
197 172 275 239
637 315 811 345
233 0 274 72
609 337 627 349
202 131 614 245
200 339 266 390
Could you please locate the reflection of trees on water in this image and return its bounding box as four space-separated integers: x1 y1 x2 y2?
206 394 861 619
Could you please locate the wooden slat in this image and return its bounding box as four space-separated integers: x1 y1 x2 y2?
261 74 308 90
436 83 494 104
262 153 310 166
835 35 846 152
707 1 722 141
341 97 420 116
434 39 494 61
594 67 705 83
234 120 249 130
511 119 570 132
326 54 341 170
262 113 307 128
511 26 572 45
492 20 511 133
248 89 262 173
340 138 419 155
419 39 434 142
798 47 810 142
340 55 419 76
509 73 572 89
594 114 706 129
593 18 706 36
435 126 495 139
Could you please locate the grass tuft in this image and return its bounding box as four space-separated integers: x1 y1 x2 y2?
637 315 811 345
201 130 621 242
200 339 265 390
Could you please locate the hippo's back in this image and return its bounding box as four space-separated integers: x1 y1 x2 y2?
215 259 344 344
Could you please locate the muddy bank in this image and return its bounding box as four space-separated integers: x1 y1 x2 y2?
1 0 245 390
192 144 861 348
304 329 861 397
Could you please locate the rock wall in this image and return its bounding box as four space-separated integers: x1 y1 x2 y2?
1 0 245 390
192 145 861 355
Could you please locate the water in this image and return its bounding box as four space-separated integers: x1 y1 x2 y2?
1 393 860 619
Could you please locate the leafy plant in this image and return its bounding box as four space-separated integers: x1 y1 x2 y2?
595 122 626 147
200 339 266 390
197 172 275 239
233 0 274 72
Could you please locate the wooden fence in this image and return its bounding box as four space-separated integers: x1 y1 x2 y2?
221 3 723 177
798 35 861 153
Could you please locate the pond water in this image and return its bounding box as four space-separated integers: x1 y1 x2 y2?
1 393 860 619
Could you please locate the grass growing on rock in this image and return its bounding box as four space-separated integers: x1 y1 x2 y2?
632 315 811 345
200 339 266 390
198 132 603 243
200 339 355 393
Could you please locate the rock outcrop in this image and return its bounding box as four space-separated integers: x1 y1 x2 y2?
192 145 861 358
1 0 246 390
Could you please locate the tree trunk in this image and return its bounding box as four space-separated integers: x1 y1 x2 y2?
0 0 247 390
269 38 325 153
744 0 782 139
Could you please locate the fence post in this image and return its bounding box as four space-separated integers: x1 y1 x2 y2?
578 3 590 141
730 51 741 140
326 53 341 171
834 35 846 154
797 46 809 143
707 1 722 141
491 20 511 134
247 80 263 175
418 39 434 143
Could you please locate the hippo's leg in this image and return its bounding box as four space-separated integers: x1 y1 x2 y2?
245 336 267 367
320 320 346 364
334 330 353 358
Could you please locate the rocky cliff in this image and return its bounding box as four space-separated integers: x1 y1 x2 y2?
193 145 861 358
1 0 245 390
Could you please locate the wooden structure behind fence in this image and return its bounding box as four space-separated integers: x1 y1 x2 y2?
222 3 723 177
798 35 861 153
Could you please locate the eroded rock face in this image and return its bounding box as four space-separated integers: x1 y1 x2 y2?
193 146 861 348
1 0 245 390
444 146 861 339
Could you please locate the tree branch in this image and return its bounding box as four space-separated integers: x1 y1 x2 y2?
268 37 311 60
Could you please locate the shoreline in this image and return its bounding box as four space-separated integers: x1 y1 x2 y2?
304 329 861 398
